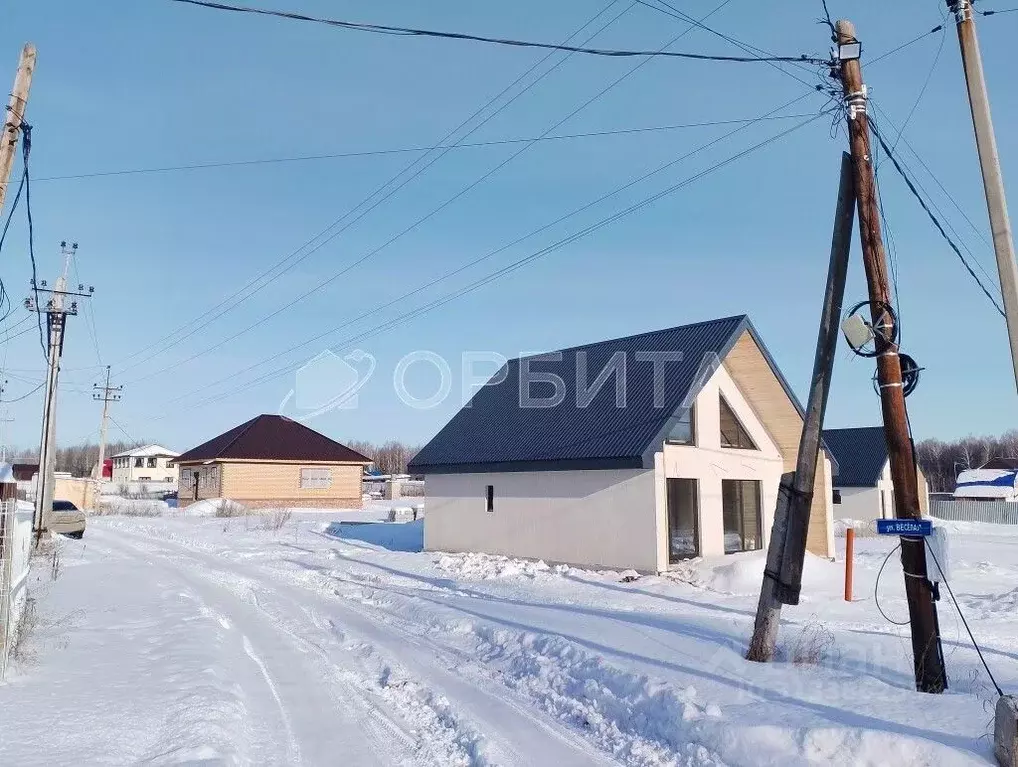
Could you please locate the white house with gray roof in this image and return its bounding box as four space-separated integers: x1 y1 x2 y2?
111 444 180 486
410 315 836 573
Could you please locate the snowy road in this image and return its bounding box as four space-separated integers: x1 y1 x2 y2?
2 510 1014 766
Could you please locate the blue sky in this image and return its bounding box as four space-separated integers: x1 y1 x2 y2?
1 0 1015 453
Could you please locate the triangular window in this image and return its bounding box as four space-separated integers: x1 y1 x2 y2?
719 395 757 450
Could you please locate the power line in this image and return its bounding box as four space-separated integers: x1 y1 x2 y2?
872 101 1001 295
19 124 47 360
978 7 1018 15
868 25 945 66
122 0 743 383
107 414 140 445
33 114 815 183
891 25 948 149
869 117 1005 317
1 381 44 403
167 0 826 64
157 111 824 415
110 0 636 373
633 0 824 90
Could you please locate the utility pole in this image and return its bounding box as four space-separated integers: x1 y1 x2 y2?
92 365 121 481
26 241 93 543
0 44 36 216
747 152 855 662
0 409 13 464
835 20 947 694
946 0 1018 393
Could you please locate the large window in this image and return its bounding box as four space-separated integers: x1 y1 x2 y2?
722 479 762 554
666 405 695 445
300 467 332 489
147 456 157 468
134 457 144 468
667 478 699 562
719 395 757 450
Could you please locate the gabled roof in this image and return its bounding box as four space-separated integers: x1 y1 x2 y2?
411 315 809 474
979 457 1018 470
111 444 179 459
822 427 889 487
174 414 370 465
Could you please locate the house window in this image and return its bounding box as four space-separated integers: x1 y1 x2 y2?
138 476 151 481
667 478 699 562
134 457 144 468
164 476 173 483
147 457 157 468
833 489 842 505
485 485 494 513
666 404 695 445
719 395 757 450
722 479 762 553
300 467 332 489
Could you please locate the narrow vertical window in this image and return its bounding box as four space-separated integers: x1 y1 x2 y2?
485 485 494 513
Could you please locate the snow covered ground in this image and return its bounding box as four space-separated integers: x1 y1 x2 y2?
1 505 1015 766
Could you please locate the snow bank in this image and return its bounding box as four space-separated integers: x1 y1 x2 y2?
667 550 843 596
436 552 554 580
182 499 247 517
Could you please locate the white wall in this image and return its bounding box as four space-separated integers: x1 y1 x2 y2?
424 468 659 572
660 363 785 558
111 455 178 486
834 460 931 523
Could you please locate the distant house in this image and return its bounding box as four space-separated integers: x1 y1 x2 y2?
410 315 836 573
954 457 1018 501
111 445 180 485
823 427 930 521
172 414 371 509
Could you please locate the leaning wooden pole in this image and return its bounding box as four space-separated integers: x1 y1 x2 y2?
747 152 855 662
0 44 36 217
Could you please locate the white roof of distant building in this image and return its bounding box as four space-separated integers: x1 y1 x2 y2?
111 444 179 459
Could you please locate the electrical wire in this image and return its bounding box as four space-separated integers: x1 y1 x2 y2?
869 26 945 66
19 124 48 360
71 256 102 365
891 25 948 150
869 118 1005 317
874 543 911 626
978 7 1018 14
1 381 44 403
871 102 1001 294
110 0 638 372
34 114 816 183
150 92 818 403
167 0 826 64
122 0 747 384
633 0 824 90
107 415 140 445
155 111 825 414
925 544 1005 696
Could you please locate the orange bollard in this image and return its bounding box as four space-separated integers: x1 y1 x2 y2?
844 527 855 602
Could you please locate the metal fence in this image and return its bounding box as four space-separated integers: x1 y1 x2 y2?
0 499 34 677
929 499 1018 525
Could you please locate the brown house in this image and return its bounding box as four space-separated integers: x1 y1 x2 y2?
173 414 370 509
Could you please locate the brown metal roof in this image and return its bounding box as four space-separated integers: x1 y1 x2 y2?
173 414 370 465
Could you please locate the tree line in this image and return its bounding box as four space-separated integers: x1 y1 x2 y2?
346 439 421 475
915 430 1018 493
13 439 144 477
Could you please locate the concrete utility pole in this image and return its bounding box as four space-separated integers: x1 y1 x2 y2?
0 44 36 216
0 410 13 464
747 152 855 662
26 242 93 543
946 0 1018 394
92 366 121 481
836 19 947 694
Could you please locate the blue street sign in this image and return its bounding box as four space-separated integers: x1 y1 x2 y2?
876 518 933 537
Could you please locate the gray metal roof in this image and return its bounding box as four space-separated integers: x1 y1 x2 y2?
411 315 807 474
822 427 889 487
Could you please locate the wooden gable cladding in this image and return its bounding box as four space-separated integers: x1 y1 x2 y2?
721 330 833 557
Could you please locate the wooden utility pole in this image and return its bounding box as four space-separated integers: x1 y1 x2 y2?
835 19 947 694
946 0 1018 393
92 366 121 481
0 44 36 216
747 152 855 662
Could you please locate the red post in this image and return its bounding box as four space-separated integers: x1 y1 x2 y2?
844 527 855 602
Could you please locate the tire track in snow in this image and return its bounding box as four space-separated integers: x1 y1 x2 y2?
241 635 302 765
107 525 615 767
